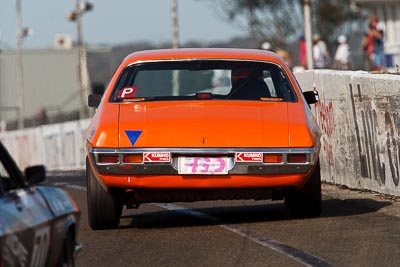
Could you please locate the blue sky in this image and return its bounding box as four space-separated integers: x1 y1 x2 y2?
0 0 247 49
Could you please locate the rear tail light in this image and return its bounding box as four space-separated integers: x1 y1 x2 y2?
263 154 283 163
287 154 308 163
123 154 143 163
98 154 119 163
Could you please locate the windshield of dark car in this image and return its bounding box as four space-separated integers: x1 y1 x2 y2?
110 60 297 102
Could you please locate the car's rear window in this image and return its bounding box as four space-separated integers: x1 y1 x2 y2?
110 60 297 102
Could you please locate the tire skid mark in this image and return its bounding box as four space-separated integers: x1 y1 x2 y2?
155 203 333 267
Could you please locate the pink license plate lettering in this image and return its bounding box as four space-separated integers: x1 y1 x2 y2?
178 157 228 174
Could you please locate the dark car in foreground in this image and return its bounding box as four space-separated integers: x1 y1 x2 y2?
0 141 80 266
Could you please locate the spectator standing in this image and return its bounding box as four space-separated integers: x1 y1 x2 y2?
298 35 307 69
312 34 330 69
361 32 371 70
276 49 292 70
368 15 384 70
261 42 272 51
333 35 350 70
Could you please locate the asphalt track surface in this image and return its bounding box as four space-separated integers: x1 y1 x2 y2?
46 172 400 267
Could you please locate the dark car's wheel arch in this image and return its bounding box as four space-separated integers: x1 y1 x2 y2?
57 226 76 267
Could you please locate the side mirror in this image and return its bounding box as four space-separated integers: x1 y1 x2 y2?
88 94 102 108
25 165 46 185
303 90 319 105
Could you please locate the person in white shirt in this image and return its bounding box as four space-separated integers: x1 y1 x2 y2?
312 34 330 69
334 35 351 70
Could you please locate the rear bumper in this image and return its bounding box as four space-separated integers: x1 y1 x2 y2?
92 172 309 189
89 147 317 175
87 147 318 190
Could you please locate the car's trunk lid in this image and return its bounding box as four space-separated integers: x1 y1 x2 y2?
118 101 289 148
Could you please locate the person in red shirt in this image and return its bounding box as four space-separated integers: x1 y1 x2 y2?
362 15 384 71
298 35 307 69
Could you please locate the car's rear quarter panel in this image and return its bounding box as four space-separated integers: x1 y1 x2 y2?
287 102 321 148
86 104 119 148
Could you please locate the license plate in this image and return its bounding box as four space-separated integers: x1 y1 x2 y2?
178 157 228 175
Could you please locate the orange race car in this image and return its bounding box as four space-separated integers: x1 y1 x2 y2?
85 48 321 230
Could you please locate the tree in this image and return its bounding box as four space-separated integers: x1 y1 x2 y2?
313 0 366 52
214 0 302 49
212 0 365 54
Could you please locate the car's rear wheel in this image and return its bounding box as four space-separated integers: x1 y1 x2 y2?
86 158 123 230
285 161 322 217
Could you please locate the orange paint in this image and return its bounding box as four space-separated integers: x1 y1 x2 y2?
86 48 321 193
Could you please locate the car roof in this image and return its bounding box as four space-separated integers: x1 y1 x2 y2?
122 48 286 66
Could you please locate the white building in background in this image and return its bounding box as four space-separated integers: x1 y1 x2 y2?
0 49 81 124
0 46 111 130
356 0 400 68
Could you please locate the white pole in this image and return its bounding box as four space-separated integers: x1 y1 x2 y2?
76 0 90 119
303 0 313 70
171 0 179 49
171 0 179 96
16 0 24 129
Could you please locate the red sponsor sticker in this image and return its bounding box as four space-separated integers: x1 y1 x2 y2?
143 152 171 162
117 86 139 99
235 152 263 162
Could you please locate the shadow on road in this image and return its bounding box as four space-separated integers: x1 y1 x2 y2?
118 197 392 229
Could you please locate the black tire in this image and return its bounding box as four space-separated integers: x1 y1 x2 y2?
86 158 123 230
285 161 322 217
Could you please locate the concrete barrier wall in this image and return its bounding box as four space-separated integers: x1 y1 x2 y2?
296 70 400 196
0 119 89 171
1 70 399 196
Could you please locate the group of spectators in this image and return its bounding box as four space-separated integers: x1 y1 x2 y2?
298 33 350 70
275 15 385 72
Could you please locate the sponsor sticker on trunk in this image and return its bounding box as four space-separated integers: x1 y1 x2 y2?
143 152 171 162
235 152 263 162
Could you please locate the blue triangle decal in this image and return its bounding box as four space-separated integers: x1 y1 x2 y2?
125 130 142 146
